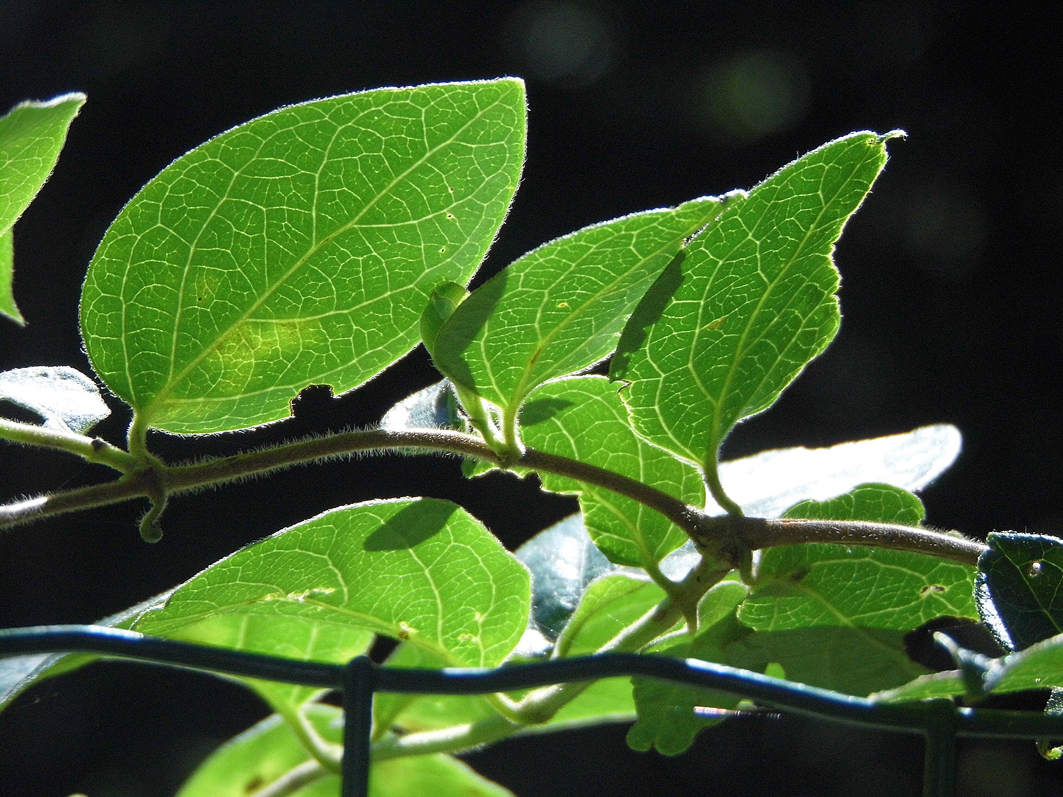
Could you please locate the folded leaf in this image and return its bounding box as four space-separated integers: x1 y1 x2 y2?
81 80 526 433
514 513 618 640
554 573 668 658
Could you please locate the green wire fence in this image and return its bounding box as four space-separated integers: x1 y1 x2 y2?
1 625 1059 797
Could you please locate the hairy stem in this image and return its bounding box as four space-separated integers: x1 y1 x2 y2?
725 517 988 566
372 714 521 761
0 417 138 472
0 426 989 565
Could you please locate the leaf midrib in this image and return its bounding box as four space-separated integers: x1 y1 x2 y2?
703 148 871 468
135 90 511 422
491 204 721 421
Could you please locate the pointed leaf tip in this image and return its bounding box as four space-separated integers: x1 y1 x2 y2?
612 133 893 481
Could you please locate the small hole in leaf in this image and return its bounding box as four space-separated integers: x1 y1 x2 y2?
920 584 946 597
1028 560 1044 577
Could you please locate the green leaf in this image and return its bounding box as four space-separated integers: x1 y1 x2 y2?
81 80 526 434
0 366 110 433
991 637 1063 694
742 485 977 632
869 670 967 704
161 613 373 711
135 499 530 668
420 282 468 359
0 92 86 325
433 196 727 432
0 228 14 324
872 632 1063 704
627 582 749 755
555 573 669 657
176 704 515 797
376 640 638 737
368 752 516 797
976 532 1063 651
521 376 704 567
375 537 661 738
728 484 976 695
712 424 961 517
611 132 897 482
375 644 498 736
0 590 172 713
726 626 928 697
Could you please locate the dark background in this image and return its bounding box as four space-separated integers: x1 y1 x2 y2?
1 1 1061 795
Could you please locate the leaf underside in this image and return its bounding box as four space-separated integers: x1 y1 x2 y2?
976 532 1063 651
521 375 703 567
612 132 894 477
135 498 531 669
433 195 727 423
81 79 526 434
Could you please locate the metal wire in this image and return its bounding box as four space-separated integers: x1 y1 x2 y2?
3 624 1062 797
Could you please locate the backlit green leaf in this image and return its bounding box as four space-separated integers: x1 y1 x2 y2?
377 640 637 736
81 80 526 433
991 636 1063 693
554 573 668 657
612 132 896 484
0 229 14 324
135 498 530 667
521 376 703 567
0 92 86 324
176 704 515 797
627 582 749 755
433 196 727 430
160 613 373 711
375 644 498 736
976 532 1063 651
726 626 927 696
741 485 976 632
869 670 967 704
730 484 976 695
871 632 1063 704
